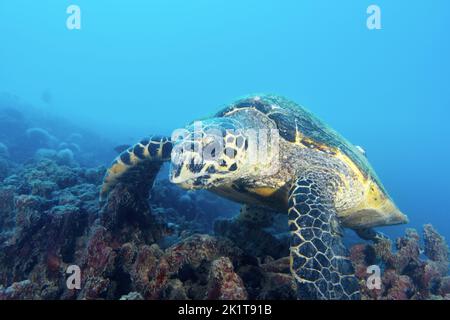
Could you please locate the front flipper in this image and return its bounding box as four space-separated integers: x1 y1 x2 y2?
100 135 172 201
288 176 360 300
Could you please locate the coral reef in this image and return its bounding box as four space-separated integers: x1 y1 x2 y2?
0 96 27 147
0 142 8 157
56 148 75 166
0 106 448 300
0 158 9 182
206 257 248 300
59 142 81 154
0 156 296 300
214 206 290 260
0 153 448 300
150 178 238 236
25 127 57 149
350 225 449 300
0 93 116 166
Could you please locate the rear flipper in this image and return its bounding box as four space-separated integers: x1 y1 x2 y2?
236 204 276 227
288 176 360 300
100 136 172 201
355 228 389 243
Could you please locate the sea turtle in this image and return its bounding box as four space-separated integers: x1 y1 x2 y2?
100 94 408 300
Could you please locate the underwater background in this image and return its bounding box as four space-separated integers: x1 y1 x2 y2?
0 0 449 300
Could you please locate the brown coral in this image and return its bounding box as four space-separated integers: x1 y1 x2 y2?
350 225 450 300
206 257 247 300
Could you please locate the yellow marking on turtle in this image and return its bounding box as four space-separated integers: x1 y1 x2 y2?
334 150 367 184
291 135 397 219
332 150 389 208
141 143 150 158
293 136 336 156
293 134 396 218
110 161 128 175
291 132 368 189
249 186 278 197
129 151 140 165
294 120 303 144
157 142 163 158
345 180 392 215
332 149 407 226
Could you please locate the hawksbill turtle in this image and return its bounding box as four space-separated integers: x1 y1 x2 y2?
100 94 408 300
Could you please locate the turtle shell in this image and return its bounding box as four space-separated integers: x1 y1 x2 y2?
215 94 385 192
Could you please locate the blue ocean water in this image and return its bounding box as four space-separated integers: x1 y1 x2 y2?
1 0 449 240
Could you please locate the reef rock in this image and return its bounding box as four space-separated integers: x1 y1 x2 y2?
206 257 247 300
350 225 449 300
214 205 289 259
0 145 448 300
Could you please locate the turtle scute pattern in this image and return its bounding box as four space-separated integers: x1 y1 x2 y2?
288 178 361 300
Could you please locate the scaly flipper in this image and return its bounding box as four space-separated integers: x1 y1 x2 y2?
288 176 360 300
100 136 172 201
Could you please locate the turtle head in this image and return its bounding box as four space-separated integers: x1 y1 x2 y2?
169 118 249 189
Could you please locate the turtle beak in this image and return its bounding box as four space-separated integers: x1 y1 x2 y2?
169 154 207 188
